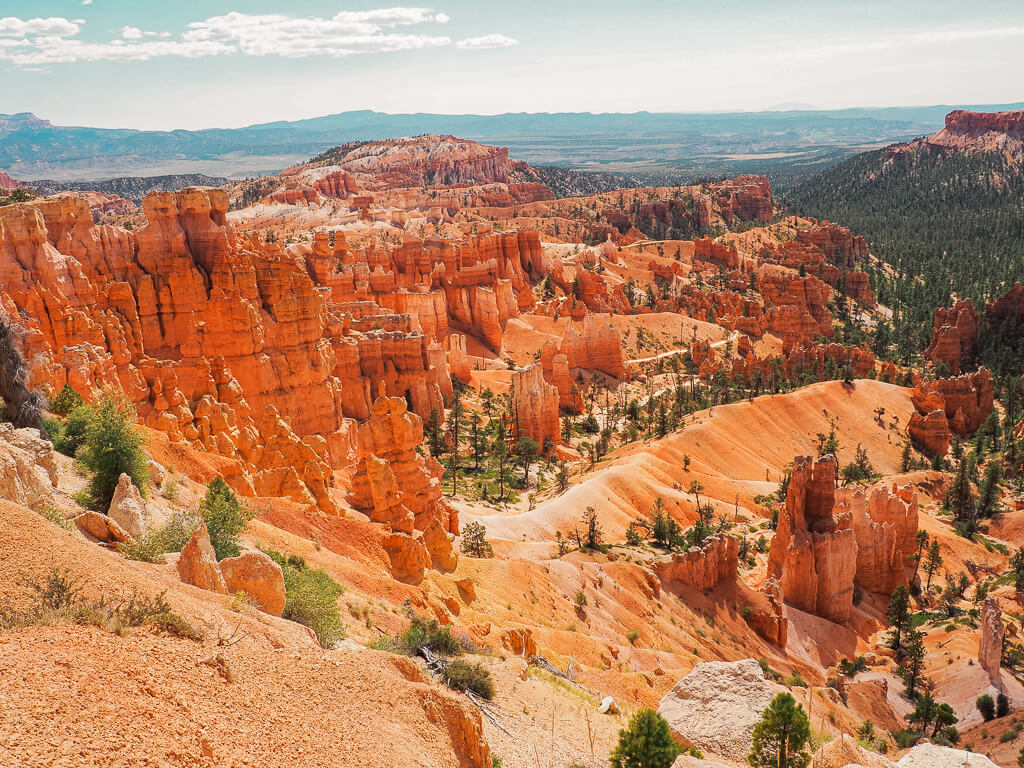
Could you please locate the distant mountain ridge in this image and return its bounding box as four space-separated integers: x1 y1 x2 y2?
4 103 1024 183
27 174 230 203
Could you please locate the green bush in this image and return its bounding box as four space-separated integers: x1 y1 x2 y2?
46 402 93 457
199 478 253 560
50 384 84 417
76 394 149 510
977 694 996 721
0 569 200 641
890 729 919 749
785 671 808 688
609 708 681 768
442 659 495 700
118 511 199 563
401 614 463 657
264 548 344 649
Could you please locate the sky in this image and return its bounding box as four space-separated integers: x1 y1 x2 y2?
0 0 1022 130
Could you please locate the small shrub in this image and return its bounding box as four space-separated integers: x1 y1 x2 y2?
161 474 180 502
265 548 344 648
627 629 640 644
118 510 199 563
47 403 92 457
1000 728 1019 744
461 521 494 558
575 591 588 609
0 569 199 641
401 614 463 656
890 729 919 749
49 384 83 417
786 671 807 688
978 694 996 722
144 610 203 641
76 393 149 510
838 656 868 677
741 605 754 619
998 692 1011 718
37 505 73 532
199 478 253 560
442 659 495 700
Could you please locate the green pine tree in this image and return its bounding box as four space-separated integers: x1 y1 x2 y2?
609 708 680 768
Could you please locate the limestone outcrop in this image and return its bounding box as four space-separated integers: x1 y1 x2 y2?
813 735 895 768
383 532 431 584
768 455 857 623
658 659 783 763
979 595 1004 684
0 423 58 510
73 510 131 543
896 743 999 767
348 393 455 534
422 518 458 571
107 473 147 541
925 299 977 375
177 523 228 594
908 369 995 454
840 484 919 594
220 550 287 617
746 577 788 648
653 535 738 591
511 364 560 448
558 313 626 380
0 190 347 514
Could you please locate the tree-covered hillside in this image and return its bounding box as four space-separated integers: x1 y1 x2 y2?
784 147 1024 361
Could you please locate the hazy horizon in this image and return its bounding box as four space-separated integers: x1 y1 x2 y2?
1 0 1022 131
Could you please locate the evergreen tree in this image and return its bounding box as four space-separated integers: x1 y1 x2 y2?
425 407 444 457
900 628 927 698
493 432 510 500
609 708 680 768
886 585 911 650
199 477 254 560
748 693 811 768
923 540 943 591
913 530 929 583
582 506 603 549
515 434 540 488
460 521 494 558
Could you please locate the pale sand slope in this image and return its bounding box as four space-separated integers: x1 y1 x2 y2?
463 379 915 543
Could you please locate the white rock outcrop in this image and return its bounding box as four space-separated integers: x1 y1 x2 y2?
0 423 58 509
107 473 147 541
896 743 999 767
658 659 783 763
812 734 895 768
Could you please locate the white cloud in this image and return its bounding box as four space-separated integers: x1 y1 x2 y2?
760 25 1024 63
81 0 92 5
456 34 518 50
182 10 451 57
0 10 518 67
0 16 80 37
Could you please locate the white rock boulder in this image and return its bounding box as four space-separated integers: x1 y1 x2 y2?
896 743 999 768
657 658 783 764
107 473 147 540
